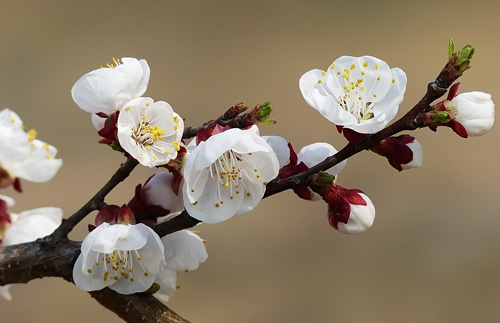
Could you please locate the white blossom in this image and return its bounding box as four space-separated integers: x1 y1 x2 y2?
71 57 150 115
300 56 407 134
73 223 166 295
0 109 62 188
117 97 184 167
183 128 279 224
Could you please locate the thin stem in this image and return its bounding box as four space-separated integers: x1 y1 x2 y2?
51 158 139 241
183 102 257 139
154 211 201 238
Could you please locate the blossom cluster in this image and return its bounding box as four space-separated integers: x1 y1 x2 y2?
69 58 283 297
0 44 495 307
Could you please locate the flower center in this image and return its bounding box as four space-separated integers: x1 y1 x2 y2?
88 249 149 283
131 120 165 149
210 150 244 206
335 68 375 123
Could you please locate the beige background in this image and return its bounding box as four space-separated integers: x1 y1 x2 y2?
0 0 499 322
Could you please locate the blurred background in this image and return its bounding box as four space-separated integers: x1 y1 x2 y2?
0 0 499 322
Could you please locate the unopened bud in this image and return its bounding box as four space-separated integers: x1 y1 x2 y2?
371 135 423 171
438 39 475 87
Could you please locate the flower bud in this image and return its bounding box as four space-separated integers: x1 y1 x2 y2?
371 135 423 171
439 40 474 86
449 91 495 136
244 102 276 125
94 205 136 228
310 175 375 234
424 83 495 138
279 143 345 201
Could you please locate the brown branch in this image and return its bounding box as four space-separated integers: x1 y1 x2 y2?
90 288 190 323
0 236 190 323
51 157 139 240
0 238 79 284
153 211 201 238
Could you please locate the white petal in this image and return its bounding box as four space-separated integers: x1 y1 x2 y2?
91 113 106 131
143 172 185 213
13 139 63 182
0 109 23 128
91 224 148 253
234 169 267 216
299 69 328 108
131 223 166 273
161 230 208 271
73 253 115 291
71 58 150 114
192 129 244 170
0 126 31 166
452 92 495 136
261 136 289 168
154 268 177 302
2 207 62 245
401 139 423 170
184 171 244 223
337 193 375 234
297 142 346 176
108 260 157 295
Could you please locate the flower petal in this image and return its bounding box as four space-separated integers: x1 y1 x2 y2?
162 230 208 271
2 207 62 245
71 58 150 114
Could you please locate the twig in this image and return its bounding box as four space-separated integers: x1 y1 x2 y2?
51 158 139 240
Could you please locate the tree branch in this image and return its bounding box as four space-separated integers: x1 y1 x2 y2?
90 288 190 323
51 158 139 240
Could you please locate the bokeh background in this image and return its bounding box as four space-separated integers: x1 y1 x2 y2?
0 0 499 322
